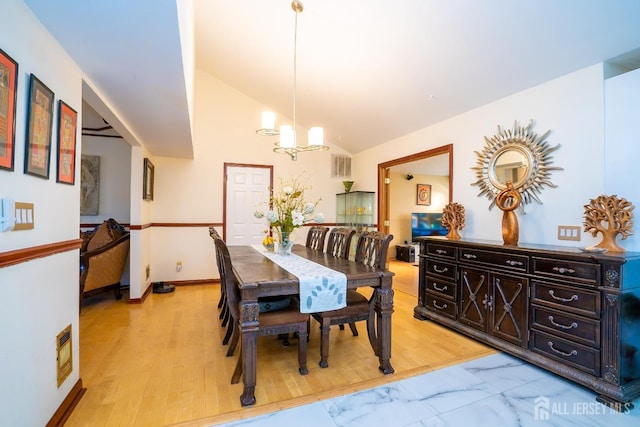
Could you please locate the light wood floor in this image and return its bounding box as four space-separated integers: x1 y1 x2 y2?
67 260 494 427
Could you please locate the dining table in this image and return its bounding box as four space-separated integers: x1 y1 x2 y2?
228 244 395 407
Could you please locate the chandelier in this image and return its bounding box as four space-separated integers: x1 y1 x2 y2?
256 0 328 161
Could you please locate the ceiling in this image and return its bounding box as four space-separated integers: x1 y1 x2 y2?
24 0 640 159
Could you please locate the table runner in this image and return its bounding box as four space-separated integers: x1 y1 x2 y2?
251 245 347 313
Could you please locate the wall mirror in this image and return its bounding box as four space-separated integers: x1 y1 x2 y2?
472 121 562 210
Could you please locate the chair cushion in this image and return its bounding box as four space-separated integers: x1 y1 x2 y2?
259 296 291 313
86 222 115 251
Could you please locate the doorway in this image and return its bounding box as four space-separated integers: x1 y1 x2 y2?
377 144 453 234
223 163 273 245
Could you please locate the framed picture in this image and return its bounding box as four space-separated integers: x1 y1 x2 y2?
143 158 154 201
56 100 77 184
0 48 18 171
24 74 54 179
417 184 431 206
80 155 100 215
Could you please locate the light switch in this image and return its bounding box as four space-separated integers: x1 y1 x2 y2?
557 225 580 241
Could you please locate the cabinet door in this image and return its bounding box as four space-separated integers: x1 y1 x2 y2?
459 268 489 331
491 274 529 346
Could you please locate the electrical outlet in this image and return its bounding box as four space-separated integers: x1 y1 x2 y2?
176 261 182 272
558 225 581 241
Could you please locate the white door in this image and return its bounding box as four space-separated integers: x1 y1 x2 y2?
225 165 272 246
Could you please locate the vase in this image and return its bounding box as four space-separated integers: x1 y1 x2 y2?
343 181 354 193
278 231 294 255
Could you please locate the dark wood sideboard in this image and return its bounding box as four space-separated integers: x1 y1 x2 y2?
414 236 640 409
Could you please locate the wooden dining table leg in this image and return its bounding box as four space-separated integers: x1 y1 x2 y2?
239 295 260 407
375 278 395 374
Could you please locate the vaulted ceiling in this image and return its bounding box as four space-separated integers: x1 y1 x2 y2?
24 0 640 159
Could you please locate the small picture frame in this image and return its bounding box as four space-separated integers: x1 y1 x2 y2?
417 184 431 206
24 74 54 179
143 158 154 201
56 100 77 185
0 48 19 171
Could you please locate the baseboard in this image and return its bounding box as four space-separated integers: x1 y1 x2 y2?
46 378 86 427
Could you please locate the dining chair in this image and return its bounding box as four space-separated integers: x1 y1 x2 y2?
311 230 394 368
212 237 310 382
325 227 356 258
305 226 329 251
210 229 237 356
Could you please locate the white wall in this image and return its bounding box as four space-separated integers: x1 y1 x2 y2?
605 67 640 252
354 65 610 249
0 1 83 425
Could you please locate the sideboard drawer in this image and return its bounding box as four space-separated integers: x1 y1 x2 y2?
458 248 528 272
425 260 457 281
531 281 600 319
426 278 456 300
531 330 600 376
531 305 600 348
426 243 456 260
425 293 457 320
532 257 599 286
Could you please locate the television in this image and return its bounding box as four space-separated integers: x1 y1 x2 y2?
411 212 447 242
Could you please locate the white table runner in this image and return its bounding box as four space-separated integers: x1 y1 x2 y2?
251 245 347 313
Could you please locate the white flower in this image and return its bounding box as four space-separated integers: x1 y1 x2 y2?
291 211 305 227
303 202 315 215
283 186 294 195
314 212 325 223
266 210 279 223
254 210 264 219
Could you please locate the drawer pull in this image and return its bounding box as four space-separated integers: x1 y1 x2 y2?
432 283 448 292
548 290 578 303
548 341 578 357
433 265 449 274
463 253 477 259
553 266 576 274
505 260 524 266
433 300 448 310
436 249 447 255
548 316 578 330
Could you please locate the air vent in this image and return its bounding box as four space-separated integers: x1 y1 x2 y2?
331 154 352 178
57 325 72 387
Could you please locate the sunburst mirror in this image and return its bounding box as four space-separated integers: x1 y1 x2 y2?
472 120 562 211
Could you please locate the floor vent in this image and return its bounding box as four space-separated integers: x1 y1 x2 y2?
57 325 72 387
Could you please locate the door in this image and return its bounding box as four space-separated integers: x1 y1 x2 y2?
225 164 272 246
491 274 528 346
459 268 488 331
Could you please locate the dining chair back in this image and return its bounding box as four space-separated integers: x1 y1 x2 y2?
305 226 329 251
354 230 394 269
212 237 310 382
325 227 356 259
311 230 394 368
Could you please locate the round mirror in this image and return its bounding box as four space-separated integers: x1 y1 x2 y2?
488 146 533 190
472 121 562 210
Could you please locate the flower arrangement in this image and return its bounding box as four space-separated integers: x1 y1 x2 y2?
254 175 324 254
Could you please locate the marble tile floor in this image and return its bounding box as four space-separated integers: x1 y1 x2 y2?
213 353 640 427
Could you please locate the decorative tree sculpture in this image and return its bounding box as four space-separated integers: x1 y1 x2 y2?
583 194 634 252
442 202 466 240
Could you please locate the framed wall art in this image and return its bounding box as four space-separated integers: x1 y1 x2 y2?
143 158 154 201
24 74 54 179
0 48 18 171
80 155 100 215
417 184 432 206
56 100 77 184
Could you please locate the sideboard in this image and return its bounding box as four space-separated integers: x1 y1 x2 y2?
414 236 640 409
